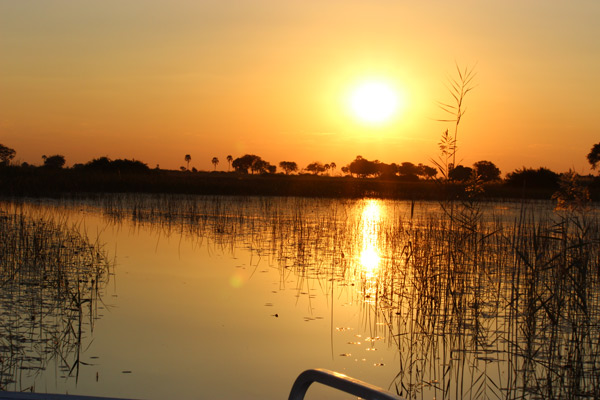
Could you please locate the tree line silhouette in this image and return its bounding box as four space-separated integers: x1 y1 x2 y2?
3 65 596 199
1 142 599 195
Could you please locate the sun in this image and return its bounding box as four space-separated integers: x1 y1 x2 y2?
349 81 401 124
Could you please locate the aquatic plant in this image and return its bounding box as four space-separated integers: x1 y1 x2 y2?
7 194 600 399
0 204 111 391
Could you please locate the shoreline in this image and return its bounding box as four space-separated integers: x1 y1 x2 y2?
1 167 598 201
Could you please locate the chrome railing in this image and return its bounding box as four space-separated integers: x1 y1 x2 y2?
288 369 402 400
1 368 401 400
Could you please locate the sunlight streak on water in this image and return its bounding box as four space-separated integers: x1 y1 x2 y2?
4 196 600 400
357 200 385 300
359 246 380 276
358 200 382 277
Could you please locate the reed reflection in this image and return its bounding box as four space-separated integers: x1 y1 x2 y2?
35 194 600 400
0 204 111 391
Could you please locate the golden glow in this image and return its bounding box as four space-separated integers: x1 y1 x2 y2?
358 200 383 277
1 3 597 172
349 81 402 124
360 246 380 275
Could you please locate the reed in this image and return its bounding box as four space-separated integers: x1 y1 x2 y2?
4 194 599 399
0 203 111 391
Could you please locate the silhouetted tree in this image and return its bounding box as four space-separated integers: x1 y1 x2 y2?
449 165 473 182
110 159 150 172
417 163 438 180
348 156 379 178
330 162 337 174
306 162 327 175
232 154 271 174
587 143 600 171
42 154 66 169
0 144 16 166
378 163 398 179
74 157 150 173
341 166 350 176
226 155 233 171
232 154 257 173
250 159 264 174
251 158 272 174
397 162 419 177
212 157 219 170
279 161 298 175
184 154 191 170
79 156 111 170
505 167 559 188
473 160 501 182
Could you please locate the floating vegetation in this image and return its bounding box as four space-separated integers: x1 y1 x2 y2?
0 204 111 391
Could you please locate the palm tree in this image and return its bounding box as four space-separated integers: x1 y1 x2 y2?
184 154 191 170
212 157 219 171
226 155 233 171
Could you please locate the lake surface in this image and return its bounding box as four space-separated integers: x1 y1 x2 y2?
1 195 599 399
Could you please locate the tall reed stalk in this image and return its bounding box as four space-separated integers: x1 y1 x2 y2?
8 194 599 399
0 203 111 391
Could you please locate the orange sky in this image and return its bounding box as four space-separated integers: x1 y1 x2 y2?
1 1 599 176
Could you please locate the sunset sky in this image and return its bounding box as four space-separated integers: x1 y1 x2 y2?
1 1 599 175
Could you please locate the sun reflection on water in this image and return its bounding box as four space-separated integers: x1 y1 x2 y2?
360 246 380 275
357 200 384 289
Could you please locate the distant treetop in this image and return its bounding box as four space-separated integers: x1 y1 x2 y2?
505 167 559 189
473 160 501 182
588 142 600 171
42 154 66 169
73 157 150 173
0 144 16 166
232 154 273 174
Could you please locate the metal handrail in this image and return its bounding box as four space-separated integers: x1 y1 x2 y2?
288 368 402 400
1 369 400 400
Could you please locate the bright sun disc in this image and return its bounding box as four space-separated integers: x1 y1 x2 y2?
349 81 399 124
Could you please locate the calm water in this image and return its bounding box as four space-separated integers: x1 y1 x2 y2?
1 195 599 399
